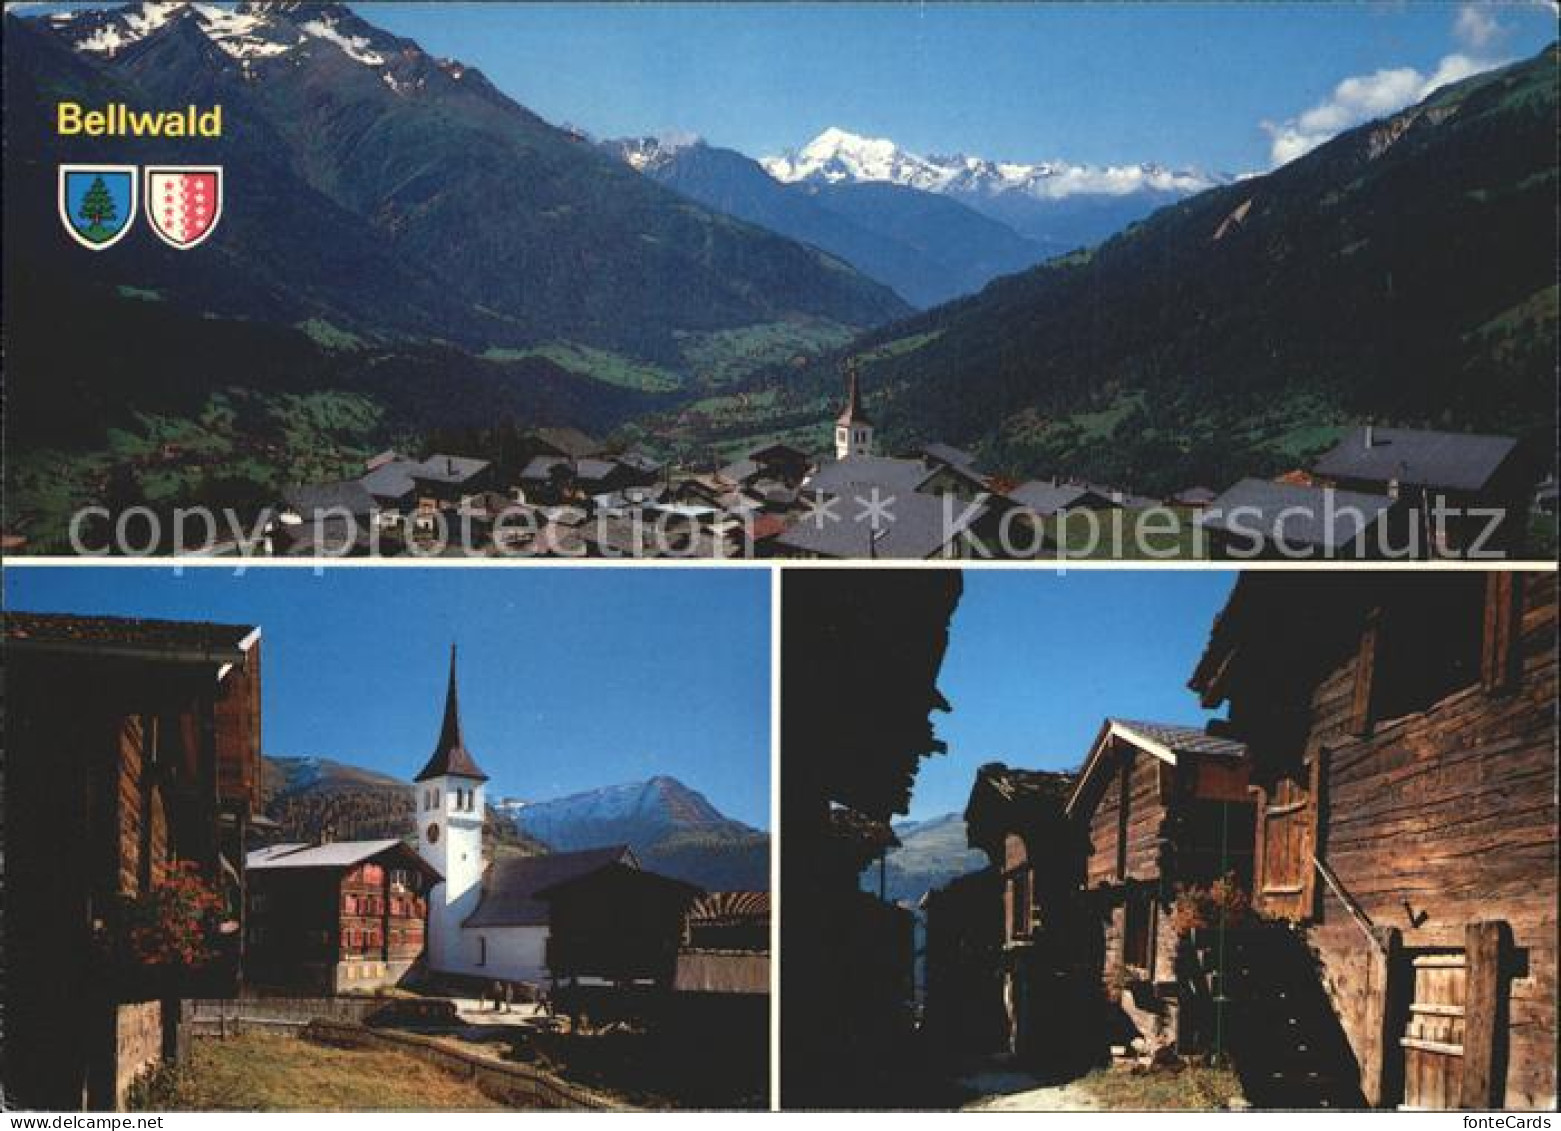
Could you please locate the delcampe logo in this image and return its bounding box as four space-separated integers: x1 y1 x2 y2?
57 163 137 250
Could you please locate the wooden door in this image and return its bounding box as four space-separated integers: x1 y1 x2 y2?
1253 772 1312 919
1399 951 1467 1111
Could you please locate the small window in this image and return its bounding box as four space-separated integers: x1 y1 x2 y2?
477 936 487 966
1123 891 1153 973
1009 868 1032 941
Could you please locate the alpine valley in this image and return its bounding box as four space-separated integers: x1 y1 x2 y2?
662 47 1558 495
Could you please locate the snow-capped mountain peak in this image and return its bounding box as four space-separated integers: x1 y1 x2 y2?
609 132 705 173
763 126 1222 202
45 2 499 98
764 126 947 189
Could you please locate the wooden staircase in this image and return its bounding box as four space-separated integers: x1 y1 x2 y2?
1217 922 1366 1109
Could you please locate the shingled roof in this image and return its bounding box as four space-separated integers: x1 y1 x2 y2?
1067 718 1247 815
246 839 440 881
413 646 490 783
462 845 636 928
686 891 771 928
1200 479 1395 551
5 610 259 663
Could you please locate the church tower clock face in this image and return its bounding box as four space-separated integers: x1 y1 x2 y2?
426 823 440 844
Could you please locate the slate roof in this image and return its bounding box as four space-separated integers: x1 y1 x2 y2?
1171 486 1219 506
519 455 569 481
1313 427 1518 491
246 839 402 871
748 441 809 462
1108 719 1247 761
6 611 258 658
777 490 986 559
807 456 939 498
673 951 769 995
921 442 978 468
360 460 419 500
412 455 490 486
284 480 377 517
1200 479 1394 551
365 449 407 472
718 459 762 485
462 845 636 928
414 647 490 783
1005 480 1114 515
1068 718 1248 815
975 764 1076 806
533 427 604 459
615 450 663 476
573 458 619 483
246 843 311 866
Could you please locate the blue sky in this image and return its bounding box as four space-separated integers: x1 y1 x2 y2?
364 2 1559 170
3 566 773 828
909 569 1238 822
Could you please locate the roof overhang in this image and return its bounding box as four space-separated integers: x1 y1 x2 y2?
8 624 260 684
1065 719 1200 817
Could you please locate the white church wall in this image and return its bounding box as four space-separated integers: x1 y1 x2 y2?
434 925 550 987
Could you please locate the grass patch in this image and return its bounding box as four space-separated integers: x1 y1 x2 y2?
679 319 856 388
856 329 944 366
1075 1063 1245 1111
129 1033 507 1112
297 318 367 351
5 388 383 551
482 342 683 392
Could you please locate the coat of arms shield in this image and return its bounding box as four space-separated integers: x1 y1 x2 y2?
146 166 223 249
58 165 137 250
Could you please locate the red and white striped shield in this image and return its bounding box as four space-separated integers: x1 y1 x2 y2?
145 166 223 249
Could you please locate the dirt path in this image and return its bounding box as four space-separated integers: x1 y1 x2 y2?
958 1070 1101 1112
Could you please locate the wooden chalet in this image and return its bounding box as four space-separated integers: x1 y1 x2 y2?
3 611 263 1110
1065 719 1254 1052
1310 427 1530 556
244 840 440 995
746 442 812 488
1190 571 1557 1109
410 454 493 507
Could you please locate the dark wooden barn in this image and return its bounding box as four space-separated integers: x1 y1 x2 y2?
3 611 263 1110
780 569 963 1108
1190 571 1557 1109
244 840 439 995
535 861 703 988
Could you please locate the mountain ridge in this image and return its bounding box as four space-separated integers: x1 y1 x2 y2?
259 755 767 891
604 135 1049 307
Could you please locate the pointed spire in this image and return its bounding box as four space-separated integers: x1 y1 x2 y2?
414 643 490 782
836 360 871 427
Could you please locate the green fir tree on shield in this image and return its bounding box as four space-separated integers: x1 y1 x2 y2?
77 175 119 242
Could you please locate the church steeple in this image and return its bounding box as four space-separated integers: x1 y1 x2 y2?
834 360 875 460
836 361 871 428
414 645 489 783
